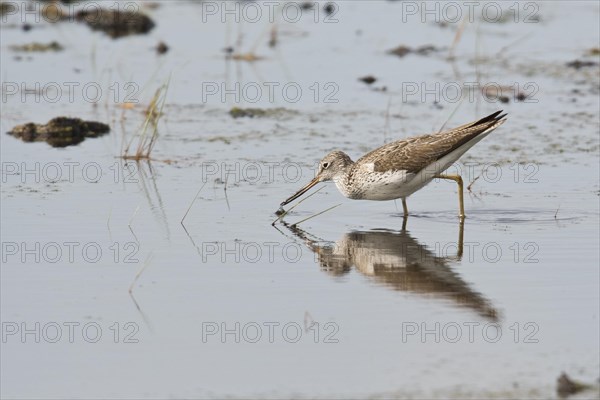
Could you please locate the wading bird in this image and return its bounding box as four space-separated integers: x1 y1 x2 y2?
280 111 507 218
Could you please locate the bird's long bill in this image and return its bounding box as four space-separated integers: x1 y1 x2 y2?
280 177 320 206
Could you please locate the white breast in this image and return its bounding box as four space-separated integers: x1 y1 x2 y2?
335 168 415 201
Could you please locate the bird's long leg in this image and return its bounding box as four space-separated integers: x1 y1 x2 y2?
401 198 408 231
457 218 464 260
435 174 465 219
401 198 408 218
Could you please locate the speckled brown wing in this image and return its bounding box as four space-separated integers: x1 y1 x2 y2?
356 134 445 174
354 111 507 174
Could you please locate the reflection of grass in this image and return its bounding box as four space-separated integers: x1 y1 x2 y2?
122 78 170 161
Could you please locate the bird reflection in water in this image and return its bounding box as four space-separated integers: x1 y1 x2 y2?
284 222 499 321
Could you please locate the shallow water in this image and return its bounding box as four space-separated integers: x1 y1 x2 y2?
1 1 599 399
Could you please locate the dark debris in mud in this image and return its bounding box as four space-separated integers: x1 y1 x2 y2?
481 85 529 103
323 3 336 15
358 75 377 85
156 41 169 54
75 8 155 38
387 44 442 58
7 117 110 147
566 60 599 69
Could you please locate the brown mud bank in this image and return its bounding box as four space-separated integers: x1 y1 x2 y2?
7 117 110 147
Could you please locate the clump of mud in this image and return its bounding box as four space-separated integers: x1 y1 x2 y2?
7 117 110 147
75 8 155 38
556 372 592 398
37 0 88 3
587 48 600 56
10 41 63 52
566 60 599 69
387 44 441 58
0 2 16 16
481 85 529 103
229 107 294 119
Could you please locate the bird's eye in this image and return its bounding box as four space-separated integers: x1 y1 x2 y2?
322 162 329 169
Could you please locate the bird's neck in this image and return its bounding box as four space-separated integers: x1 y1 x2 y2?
333 163 354 198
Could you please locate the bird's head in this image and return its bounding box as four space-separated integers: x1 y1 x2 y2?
280 151 353 206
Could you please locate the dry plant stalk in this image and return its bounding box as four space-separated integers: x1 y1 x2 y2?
122 78 170 161
448 16 469 60
271 186 325 225
291 204 341 227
